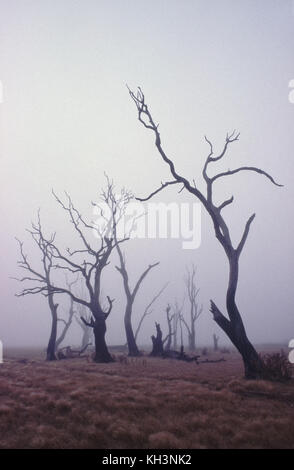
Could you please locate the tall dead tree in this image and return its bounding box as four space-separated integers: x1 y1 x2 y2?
116 248 159 356
100 178 160 356
15 186 127 363
15 213 59 361
129 87 282 378
181 265 203 351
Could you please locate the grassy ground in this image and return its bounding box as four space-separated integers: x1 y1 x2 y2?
0 347 293 449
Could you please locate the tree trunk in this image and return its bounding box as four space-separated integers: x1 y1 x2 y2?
213 334 219 351
93 317 114 363
228 255 261 378
212 252 261 379
165 334 172 351
164 305 173 351
173 331 177 350
189 327 196 351
125 306 141 356
47 296 58 361
55 310 74 352
81 328 91 350
150 323 164 356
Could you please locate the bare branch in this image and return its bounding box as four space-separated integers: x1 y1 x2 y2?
136 181 180 202
236 213 256 256
214 130 240 162
131 262 160 301
15 286 48 297
81 315 95 328
218 196 234 212
52 189 96 255
105 296 115 318
128 86 208 207
211 166 283 187
180 314 191 336
134 282 169 341
210 301 233 338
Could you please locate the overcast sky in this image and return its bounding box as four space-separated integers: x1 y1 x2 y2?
0 0 294 350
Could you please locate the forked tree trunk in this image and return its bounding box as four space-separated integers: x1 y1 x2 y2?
115 242 159 357
211 252 261 379
228 255 261 379
128 86 281 379
93 317 114 363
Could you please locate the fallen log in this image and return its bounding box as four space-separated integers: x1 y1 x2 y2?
199 357 226 364
162 349 200 363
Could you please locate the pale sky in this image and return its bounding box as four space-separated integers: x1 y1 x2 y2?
0 0 294 349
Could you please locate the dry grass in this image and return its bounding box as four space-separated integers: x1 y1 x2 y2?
0 348 293 449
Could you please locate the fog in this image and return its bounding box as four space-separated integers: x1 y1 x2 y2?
0 0 294 351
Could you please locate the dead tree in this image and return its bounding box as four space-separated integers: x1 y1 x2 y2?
55 277 77 351
181 265 203 351
129 87 282 379
15 185 128 363
150 322 164 356
213 333 219 351
15 213 59 361
164 304 174 351
134 282 168 343
172 299 184 350
116 250 159 356
97 177 160 356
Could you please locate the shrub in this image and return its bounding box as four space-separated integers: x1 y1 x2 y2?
259 351 292 382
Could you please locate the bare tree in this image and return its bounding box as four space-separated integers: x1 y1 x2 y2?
181 265 203 351
55 277 77 351
134 282 168 343
164 304 174 351
98 177 160 356
116 250 159 356
172 299 184 350
128 87 282 378
213 333 219 352
15 186 128 363
15 213 59 361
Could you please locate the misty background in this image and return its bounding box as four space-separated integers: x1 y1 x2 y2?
0 0 294 350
